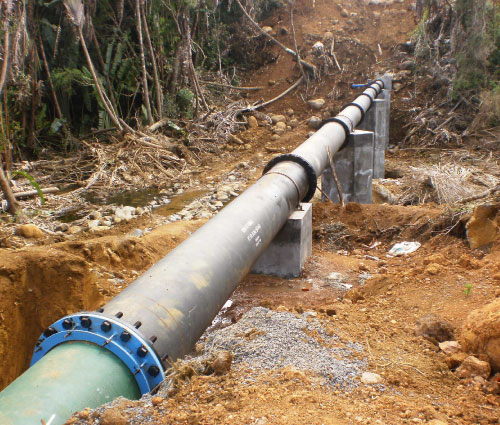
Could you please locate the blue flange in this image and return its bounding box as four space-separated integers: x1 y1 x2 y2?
31 312 164 395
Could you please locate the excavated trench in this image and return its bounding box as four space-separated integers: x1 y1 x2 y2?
0 219 201 390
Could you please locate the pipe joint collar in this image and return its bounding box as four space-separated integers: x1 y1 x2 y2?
32 313 164 395
263 153 317 202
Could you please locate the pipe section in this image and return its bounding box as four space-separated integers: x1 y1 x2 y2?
0 79 386 425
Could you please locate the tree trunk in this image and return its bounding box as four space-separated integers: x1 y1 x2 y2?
0 159 20 216
0 7 11 98
141 0 162 119
77 25 123 131
136 0 153 125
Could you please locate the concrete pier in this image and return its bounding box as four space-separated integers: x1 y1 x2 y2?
321 130 374 204
357 98 386 178
251 203 312 278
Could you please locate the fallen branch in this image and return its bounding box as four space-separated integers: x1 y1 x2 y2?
244 76 304 112
200 81 264 91
327 146 345 207
234 0 317 76
13 187 59 199
458 183 500 204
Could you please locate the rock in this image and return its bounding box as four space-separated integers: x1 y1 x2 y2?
271 134 281 141
400 60 415 70
465 205 499 249
67 225 83 235
114 206 136 222
55 223 69 232
100 407 129 425
425 263 441 275
90 226 111 233
136 206 145 215
248 116 258 129
308 116 322 130
326 308 337 316
273 121 287 135
414 314 454 343
393 82 403 91
445 352 468 369
268 80 276 86
89 210 102 220
151 396 163 406
427 421 449 425
101 220 112 227
286 108 294 116
438 341 462 355
214 201 223 208
210 351 233 375
455 356 491 379
271 114 286 124
340 8 349 17
15 224 44 239
87 219 100 229
331 19 339 25
460 298 500 372
289 118 299 128
280 27 288 35
361 372 382 384
323 31 334 40
312 41 324 53
308 98 326 110
127 229 144 238
216 192 229 202
262 26 273 34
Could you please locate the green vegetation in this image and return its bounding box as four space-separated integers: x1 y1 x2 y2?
0 0 281 157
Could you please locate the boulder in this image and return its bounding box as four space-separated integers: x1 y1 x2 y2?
455 355 491 379
308 116 322 130
247 116 259 129
210 351 233 375
438 341 462 355
414 314 454 343
308 98 326 110
271 114 286 124
465 205 499 249
361 372 382 384
15 224 44 239
460 298 500 372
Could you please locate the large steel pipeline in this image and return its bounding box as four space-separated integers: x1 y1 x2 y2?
0 77 388 425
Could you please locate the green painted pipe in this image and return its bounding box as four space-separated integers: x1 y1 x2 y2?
0 342 140 425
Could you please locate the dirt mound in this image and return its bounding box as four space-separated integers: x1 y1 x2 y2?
460 298 500 373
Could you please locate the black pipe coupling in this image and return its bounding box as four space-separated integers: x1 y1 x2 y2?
318 115 353 151
262 153 317 202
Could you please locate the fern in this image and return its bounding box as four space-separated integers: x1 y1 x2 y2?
105 41 115 76
111 42 124 77
11 171 46 205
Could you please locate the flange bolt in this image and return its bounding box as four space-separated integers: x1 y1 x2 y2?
100 321 112 332
80 316 92 328
120 331 131 342
137 346 148 357
43 327 58 338
62 319 73 330
148 365 160 377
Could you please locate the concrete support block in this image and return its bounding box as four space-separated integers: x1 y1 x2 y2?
357 98 386 179
321 130 374 204
251 203 312 278
376 74 392 148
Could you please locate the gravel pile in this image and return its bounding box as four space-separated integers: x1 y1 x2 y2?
198 307 365 389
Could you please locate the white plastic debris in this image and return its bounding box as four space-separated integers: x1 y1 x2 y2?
387 241 421 257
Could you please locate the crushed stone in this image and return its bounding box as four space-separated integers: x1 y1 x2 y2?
194 306 365 389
